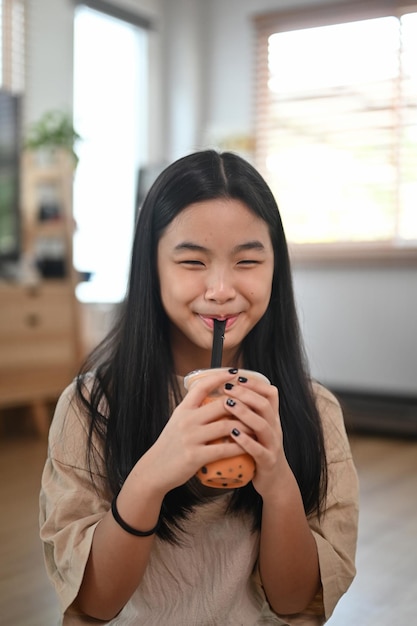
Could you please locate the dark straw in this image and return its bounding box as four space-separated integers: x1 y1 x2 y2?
211 319 227 368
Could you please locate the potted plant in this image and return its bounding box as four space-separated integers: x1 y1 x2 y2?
24 110 81 166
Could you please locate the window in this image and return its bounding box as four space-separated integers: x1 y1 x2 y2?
254 1 417 261
73 4 149 303
0 0 25 92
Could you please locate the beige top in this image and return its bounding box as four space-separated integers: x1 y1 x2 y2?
39 380 358 625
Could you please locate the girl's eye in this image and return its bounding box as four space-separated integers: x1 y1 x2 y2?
237 259 260 266
180 260 205 266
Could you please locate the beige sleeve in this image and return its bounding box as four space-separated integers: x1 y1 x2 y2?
39 381 111 614
308 385 359 620
278 385 359 626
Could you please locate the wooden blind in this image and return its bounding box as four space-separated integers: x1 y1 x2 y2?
253 0 417 251
0 0 25 93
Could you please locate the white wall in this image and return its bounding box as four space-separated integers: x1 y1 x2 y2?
294 266 417 394
161 0 206 160
25 0 75 126
24 0 165 159
25 0 417 395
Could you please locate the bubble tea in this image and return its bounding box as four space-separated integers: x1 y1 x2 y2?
184 367 270 488
183 319 270 489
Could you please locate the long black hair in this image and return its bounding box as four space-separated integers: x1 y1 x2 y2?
76 150 327 542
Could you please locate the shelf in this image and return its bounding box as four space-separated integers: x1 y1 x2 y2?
0 149 81 436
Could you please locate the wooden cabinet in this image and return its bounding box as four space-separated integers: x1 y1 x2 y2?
0 282 81 433
0 149 81 436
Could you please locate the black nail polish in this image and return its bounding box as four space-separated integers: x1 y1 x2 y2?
225 382 234 390
226 398 236 407
238 376 247 383
231 428 240 436
228 368 238 374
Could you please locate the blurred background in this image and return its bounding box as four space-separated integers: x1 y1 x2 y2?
0 0 416 624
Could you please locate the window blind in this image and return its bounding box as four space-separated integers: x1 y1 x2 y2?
0 0 25 93
254 0 417 253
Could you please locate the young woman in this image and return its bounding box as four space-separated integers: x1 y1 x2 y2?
40 150 358 625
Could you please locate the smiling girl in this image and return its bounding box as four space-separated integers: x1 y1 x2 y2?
40 150 358 625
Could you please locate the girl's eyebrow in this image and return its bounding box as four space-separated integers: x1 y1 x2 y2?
174 242 207 252
173 240 266 253
233 241 266 253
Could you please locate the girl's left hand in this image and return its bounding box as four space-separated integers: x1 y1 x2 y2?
223 375 290 497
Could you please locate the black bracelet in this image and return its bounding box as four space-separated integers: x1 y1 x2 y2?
111 496 159 537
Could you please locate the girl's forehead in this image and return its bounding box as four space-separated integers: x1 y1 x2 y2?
167 198 268 234
158 199 274 257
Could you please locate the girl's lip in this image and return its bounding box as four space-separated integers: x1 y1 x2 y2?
199 314 239 330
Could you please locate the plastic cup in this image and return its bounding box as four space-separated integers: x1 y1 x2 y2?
183 368 270 489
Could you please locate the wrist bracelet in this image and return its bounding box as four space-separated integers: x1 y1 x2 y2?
111 496 159 537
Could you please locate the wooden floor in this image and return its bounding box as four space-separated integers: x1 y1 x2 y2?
0 423 416 625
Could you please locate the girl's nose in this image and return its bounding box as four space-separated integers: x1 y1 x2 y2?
204 269 236 303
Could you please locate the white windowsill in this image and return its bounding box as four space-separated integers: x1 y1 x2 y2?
289 242 417 267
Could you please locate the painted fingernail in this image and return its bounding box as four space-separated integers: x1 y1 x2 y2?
238 376 247 383
226 398 236 407
228 368 238 374
231 428 240 436
224 382 234 390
